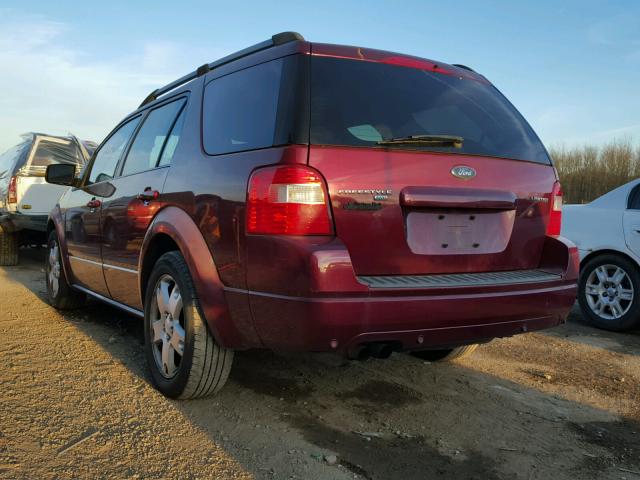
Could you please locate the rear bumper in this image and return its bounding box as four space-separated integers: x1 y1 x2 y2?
241 281 575 354
0 211 47 233
235 235 578 353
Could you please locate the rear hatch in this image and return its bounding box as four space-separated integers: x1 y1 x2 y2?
307 48 557 276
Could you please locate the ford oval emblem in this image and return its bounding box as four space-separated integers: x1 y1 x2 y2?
451 165 476 180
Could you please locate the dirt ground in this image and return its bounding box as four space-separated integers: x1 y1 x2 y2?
1 248 639 480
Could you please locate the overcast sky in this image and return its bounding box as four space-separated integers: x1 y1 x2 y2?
1 0 639 152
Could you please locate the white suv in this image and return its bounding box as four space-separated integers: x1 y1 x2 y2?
0 133 93 265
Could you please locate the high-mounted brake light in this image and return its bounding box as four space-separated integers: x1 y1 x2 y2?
247 165 333 235
546 181 563 236
7 176 17 204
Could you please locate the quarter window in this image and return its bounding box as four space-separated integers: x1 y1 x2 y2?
122 99 186 176
202 59 282 155
88 117 141 184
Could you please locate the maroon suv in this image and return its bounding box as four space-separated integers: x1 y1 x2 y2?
44 32 578 398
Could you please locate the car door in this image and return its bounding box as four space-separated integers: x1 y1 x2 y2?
623 183 640 256
63 116 141 295
101 97 188 309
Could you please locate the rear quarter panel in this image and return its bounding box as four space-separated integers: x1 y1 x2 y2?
562 204 630 261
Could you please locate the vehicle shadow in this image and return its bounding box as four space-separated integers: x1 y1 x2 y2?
540 305 640 357
7 248 640 480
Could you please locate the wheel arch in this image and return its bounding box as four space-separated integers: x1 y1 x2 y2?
580 248 640 274
138 206 251 349
47 207 74 286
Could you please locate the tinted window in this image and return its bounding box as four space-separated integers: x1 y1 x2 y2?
310 57 551 164
203 59 282 155
628 184 640 209
88 117 140 184
122 99 186 176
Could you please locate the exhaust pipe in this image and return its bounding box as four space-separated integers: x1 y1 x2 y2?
370 343 393 359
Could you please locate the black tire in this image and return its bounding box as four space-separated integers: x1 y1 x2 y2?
411 344 478 362
143 251 233 399
578 254 640 332
45 231 86 309
0 229 18 266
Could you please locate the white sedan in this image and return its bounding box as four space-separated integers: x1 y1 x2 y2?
562 179 640 331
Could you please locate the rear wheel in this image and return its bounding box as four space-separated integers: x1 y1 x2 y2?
411 344 478 362
45 231 86 309
578 254 640 332
144 251 233 399
0 229 18 266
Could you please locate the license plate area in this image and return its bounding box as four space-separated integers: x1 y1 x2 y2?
405 210 515 255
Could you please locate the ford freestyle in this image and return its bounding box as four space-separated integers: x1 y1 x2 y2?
44 32 579 398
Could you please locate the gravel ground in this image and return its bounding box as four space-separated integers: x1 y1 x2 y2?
1 248 639 480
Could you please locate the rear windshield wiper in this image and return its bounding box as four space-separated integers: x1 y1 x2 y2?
377 134 464 148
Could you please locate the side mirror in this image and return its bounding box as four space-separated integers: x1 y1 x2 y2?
45 164 76 186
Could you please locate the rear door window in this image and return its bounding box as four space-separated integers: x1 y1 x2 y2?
158 106 187 167
310 57 551 164
202 59 282 155
88 117 141 184
121 98 186 176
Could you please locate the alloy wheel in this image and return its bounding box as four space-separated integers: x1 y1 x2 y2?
585 264 634 320
47 241 61 298
150 274 186 378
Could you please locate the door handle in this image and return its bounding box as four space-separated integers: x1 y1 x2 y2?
137 187 159 202
86 198 101 209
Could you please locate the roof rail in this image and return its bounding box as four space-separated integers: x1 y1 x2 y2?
139 31 305 108
452 63 475 72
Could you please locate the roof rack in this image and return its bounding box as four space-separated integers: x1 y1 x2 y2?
452 63 475 72
139 31 305 108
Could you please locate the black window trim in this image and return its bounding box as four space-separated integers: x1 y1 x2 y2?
115 94 189 179
80 92 190 188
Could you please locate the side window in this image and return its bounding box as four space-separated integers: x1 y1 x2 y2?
121 99 186 176
202 59 282 155
158 106 187 167
628 184 640 209
89 117 141 184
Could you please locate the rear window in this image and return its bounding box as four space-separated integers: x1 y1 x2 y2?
31 139 83 167
310 57 550 164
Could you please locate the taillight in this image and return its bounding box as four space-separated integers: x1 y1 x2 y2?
247 165 333 235
7 176 17 204
546 181 562 236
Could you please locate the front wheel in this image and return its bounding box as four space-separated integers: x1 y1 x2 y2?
411 344 478 362
45 231 86 309
578 254 640 332
144 251 233 399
